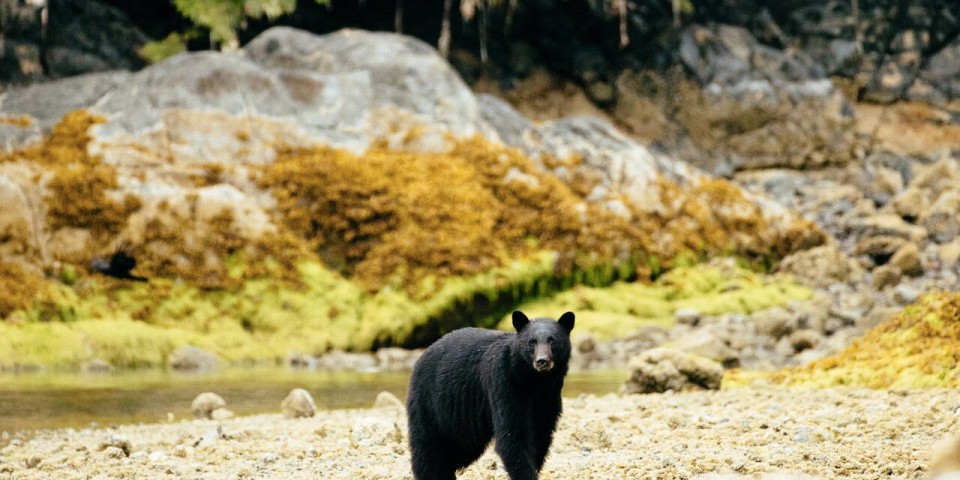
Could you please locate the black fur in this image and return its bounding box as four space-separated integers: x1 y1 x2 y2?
406 311 575 480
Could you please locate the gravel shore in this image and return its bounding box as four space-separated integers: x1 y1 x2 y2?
2 388 957 479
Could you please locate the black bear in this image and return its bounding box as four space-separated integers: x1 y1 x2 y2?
406 310 575 480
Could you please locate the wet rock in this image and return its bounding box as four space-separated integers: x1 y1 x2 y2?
314 350 378 371
287 352 317 369
871 264 902 290
911 159 959 194
788 293 831 334
375 347 420 371
622 348 723 394
372 391 404 411
888 187 930 222
890 242 923 277
98 434 132 457
82 358 113 374
674 308 701 326
940 239 960 266
680 24 820 86
919 39 960 100
191 392 227 420
671 329 739 368
920 190 960 243
169 346 217 372
102 446 125 459
776 244 863 289
210 408 235 421
752 307 796 340
844 214 928 243
24 456 41 469
864 165 904 204
281 388 316 419
854 235 906 265
893 284 921 305
787 330 821 353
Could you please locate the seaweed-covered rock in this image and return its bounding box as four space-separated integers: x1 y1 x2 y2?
622 347 723 394
776 244 863 289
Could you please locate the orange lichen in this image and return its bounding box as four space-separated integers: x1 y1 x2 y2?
0 262 41 318
0 116 33 128
0 111 142 238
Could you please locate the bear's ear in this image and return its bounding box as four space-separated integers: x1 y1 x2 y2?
512 311 530 332
558 311 575 332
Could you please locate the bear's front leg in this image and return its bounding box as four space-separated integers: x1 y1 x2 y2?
491 403 538 480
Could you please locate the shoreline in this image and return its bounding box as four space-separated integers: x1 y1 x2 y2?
1 387 955 479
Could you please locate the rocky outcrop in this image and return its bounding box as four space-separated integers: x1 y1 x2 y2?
0 0 147 88
0 27 828 357
677 23 859 171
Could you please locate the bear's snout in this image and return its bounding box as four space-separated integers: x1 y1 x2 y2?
534 357 554 372
533 343 554 372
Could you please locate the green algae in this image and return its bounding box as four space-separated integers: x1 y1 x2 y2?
725 291 960 389
496 260 812 339
0 253 558 370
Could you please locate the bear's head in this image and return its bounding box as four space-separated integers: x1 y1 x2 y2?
512 311 575 374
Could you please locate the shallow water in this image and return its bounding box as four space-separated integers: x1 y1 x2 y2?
0 368 626 434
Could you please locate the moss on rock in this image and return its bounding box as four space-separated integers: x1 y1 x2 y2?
726 292 960 389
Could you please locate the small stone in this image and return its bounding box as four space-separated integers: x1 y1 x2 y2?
281 388 317 419
858 306 900 330
939 239 960 266
82 358 113 374
921 190 960 243
752 307 795 339
148 451 167 463
98 434 132 457
169 346 217 372
890 242 923 277
196 426 225 447
893 284 921 305
787 330 821 353
191 392 226 419
103 446 125 459
888 186 930 222
372 391 404 411
674 308 701 326
210 408 234 421
871 264 902 290
24 456 41 469
854 235 906 264
287 352 317 369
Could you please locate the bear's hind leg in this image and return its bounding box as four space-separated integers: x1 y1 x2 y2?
410 427 459 480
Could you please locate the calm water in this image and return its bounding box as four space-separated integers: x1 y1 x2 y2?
0 368 626 434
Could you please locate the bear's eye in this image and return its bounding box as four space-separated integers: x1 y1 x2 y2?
547 337 556 346
528 339 537 347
